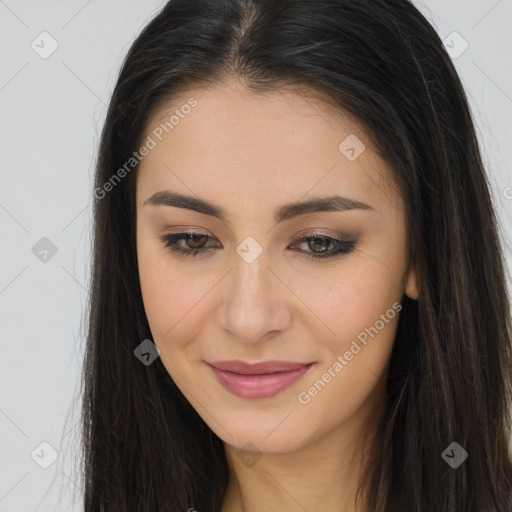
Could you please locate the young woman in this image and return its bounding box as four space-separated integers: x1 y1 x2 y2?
82 0 512 510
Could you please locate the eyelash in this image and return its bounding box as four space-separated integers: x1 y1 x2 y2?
157 230 356 260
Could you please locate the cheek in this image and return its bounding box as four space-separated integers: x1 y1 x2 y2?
295 250 405 402
137 239 217 363
137 257 199 381
137 236 186 342
302 265 397 342
137 239 166 330
293 274 401 434
138 263 193 339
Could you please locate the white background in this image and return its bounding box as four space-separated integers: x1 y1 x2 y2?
1 1 511 510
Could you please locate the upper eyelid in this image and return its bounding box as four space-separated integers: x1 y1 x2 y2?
292 229 349 241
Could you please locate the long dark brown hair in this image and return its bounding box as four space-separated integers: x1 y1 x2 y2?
80 0 512 510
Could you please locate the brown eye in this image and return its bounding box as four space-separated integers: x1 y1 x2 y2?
158 230 356 260
308 237 331 253
158 232 220 257
289 231 357 260
185 234 209 249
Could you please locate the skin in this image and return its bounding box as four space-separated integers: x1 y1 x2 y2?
135 75 419 512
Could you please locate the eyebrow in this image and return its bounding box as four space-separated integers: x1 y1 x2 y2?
143 191 374 223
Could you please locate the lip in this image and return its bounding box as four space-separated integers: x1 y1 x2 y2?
207 360 315 399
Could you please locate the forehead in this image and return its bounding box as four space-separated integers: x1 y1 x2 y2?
135 77 400 216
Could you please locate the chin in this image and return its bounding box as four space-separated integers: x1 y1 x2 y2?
208 408 315 454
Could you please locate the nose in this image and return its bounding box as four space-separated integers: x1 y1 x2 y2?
217 251 292 344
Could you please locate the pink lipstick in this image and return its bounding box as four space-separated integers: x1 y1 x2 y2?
207 360 315 399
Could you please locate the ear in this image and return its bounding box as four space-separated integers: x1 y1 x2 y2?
404 261 419 300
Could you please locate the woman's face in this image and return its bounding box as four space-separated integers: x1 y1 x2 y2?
135 77 418 453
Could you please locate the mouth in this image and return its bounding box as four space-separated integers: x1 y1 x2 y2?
207 360 316 399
